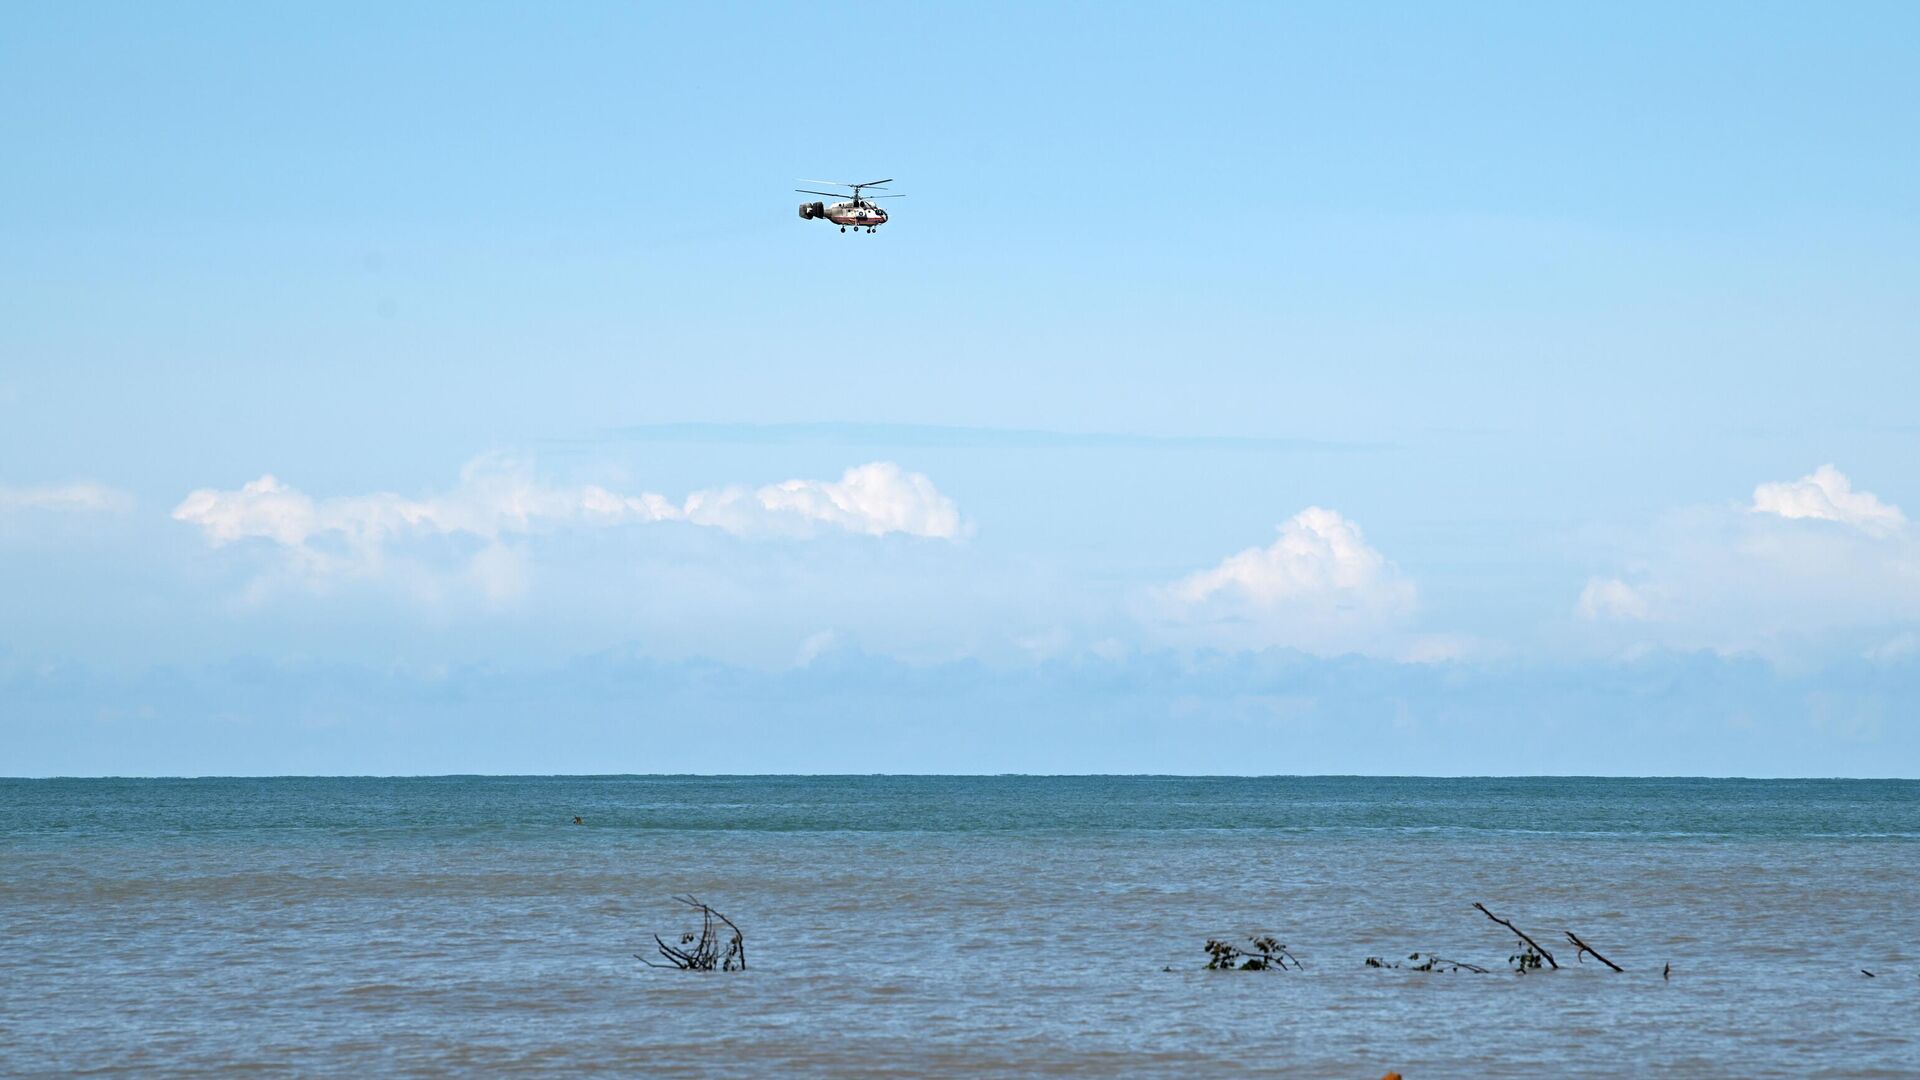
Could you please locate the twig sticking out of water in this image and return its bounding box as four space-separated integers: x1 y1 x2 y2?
1564 931 1623 972
1473 902 1558 971
1205 936 1301 971
1367 953 1489 973
635 895 746 971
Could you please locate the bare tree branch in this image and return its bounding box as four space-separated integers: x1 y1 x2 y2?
1564 930 1623 972
1473 902 1558 970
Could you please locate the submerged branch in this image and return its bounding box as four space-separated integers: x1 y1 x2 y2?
1368 953 1489 973
636 896 746 972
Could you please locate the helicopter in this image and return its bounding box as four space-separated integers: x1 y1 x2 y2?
795 178 902 234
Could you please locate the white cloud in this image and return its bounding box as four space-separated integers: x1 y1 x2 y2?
1752 465 1905 536
171 459 681 552
174 458 960 550
172 457 964 597
1154 507 1417 655
679 461 964 539
1578 466 1920 655
0 481 132 514
1576 577 1653 621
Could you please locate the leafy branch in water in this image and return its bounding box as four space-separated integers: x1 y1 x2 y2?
1509 946 1546 972
1205 935 1302 971
635 895 745 971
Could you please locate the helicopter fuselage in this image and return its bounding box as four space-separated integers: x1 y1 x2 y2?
799 200 887 229
822 200 886 228
825 201 883 226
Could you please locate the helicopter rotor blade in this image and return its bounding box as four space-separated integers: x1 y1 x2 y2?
795 178 895 194
795 189 854 198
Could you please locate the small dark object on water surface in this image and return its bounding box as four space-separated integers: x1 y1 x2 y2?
1862 969 1875 977
572 816 583 825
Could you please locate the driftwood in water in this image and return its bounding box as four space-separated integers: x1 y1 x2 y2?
1473 902 1558 971
635 895 746 971
1564 930 1623 972
1366 953 1489 974
1205 935 1302 971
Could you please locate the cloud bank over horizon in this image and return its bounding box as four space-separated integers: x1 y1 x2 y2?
8 643 1913 777
1575 465 1919 659
6 458 1909 671
6 456 1919 774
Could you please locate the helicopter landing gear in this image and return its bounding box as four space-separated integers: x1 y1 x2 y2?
839 226 846 233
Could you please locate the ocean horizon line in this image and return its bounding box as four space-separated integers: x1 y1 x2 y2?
7 772 1914 782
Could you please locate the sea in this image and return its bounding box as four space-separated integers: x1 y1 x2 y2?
1 776 1915 1078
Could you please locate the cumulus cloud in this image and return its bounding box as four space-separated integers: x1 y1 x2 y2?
1752 465 1905 536
171 457 964 594
0 481 132 514
1576 466 1920 654
1154 507 1417 655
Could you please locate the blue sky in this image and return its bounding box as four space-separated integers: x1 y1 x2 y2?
4 2 1918 775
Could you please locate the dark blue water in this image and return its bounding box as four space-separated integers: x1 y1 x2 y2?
3 777 1915 1077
